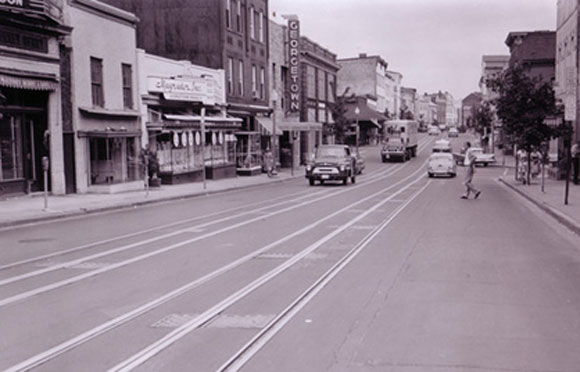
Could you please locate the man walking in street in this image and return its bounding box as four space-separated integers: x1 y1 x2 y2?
461 141 481 199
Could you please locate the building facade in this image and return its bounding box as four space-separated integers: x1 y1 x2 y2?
63 0 142 194
100 0 270 175
556 0 580 143
400 87 417 119
506 31 556 82
417 94 437 127
461 92 483 128
386 71 402 118
0 0 70 197
480 55 510 102
137 50 240 185
337 53 389 114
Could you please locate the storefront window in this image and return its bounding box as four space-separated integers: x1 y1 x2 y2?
156 131 202 174
0 115 23 181
89 136 142 185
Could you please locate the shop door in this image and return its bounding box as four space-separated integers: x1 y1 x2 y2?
22 114 49 193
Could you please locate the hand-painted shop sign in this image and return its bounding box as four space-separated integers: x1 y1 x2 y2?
147 77 215 106
288 18 300 112
0 0 30 10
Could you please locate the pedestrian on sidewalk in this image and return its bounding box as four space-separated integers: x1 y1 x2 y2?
461 141 481 200
572 140 580 185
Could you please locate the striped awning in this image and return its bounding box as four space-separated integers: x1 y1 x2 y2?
0 69 58 91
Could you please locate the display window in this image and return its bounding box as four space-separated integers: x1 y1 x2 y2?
156 131 202 173
89 136 142 185
0 115 23 181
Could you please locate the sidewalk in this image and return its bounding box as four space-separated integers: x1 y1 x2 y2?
497 153 580 237
0 168 304 229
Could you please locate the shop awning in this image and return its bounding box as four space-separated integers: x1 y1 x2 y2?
148 114 242 131
79 106 140 118
256 117 283 136
344 104 386 127
0 68 58 91
278 121 323 131
78 129 142 138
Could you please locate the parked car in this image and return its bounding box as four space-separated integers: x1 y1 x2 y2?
351 147 365 174
305 145 356 186
448 127 459 137
427 153 457 178
428 125 440 136
438 123 447 132
470 147 496 167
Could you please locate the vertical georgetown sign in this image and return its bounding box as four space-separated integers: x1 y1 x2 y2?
0 0 30 10
288 18 300 112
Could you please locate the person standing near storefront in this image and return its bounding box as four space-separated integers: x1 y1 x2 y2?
572 140 580 185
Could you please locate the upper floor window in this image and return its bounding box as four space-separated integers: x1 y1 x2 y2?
259 11 264 43
260 66 265 99
251 64 257 96
122 63 133 109
236 0 242 32
90 57 104 107
226 0 232 29
238 60 244 95
249 6 255 40
227 57 234 94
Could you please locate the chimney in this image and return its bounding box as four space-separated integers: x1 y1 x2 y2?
359 53 367 58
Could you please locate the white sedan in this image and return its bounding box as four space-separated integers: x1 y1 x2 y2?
427 153 457 178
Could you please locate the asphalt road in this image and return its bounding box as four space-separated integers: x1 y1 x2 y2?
1 133 579 372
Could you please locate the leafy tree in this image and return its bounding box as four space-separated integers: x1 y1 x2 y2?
487 65 558 184
329 87 354 144
472 101 494 150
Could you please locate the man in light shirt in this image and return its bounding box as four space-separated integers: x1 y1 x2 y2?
461 142 481 199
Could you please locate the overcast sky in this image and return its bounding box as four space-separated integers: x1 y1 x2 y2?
270 0 556 101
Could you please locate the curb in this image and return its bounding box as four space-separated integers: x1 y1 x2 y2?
0 173 302 230
498 177 580 237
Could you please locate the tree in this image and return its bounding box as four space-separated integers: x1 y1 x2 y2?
472 101 494 150
329 87 354 144
487 65 558 184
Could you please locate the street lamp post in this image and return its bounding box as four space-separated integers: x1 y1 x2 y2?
354 106 360 153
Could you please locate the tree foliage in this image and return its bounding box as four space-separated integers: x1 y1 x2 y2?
329 87 355 144
472 101 494 136
487 65 557 152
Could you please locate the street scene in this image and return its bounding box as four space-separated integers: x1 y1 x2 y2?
1 0 580 371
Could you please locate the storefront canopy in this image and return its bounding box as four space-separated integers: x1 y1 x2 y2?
344 104 386 128
256 116 283 136
278 121 323 132
0 67 58 91
147 114 242 132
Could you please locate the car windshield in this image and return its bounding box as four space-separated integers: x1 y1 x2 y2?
316 147 347 157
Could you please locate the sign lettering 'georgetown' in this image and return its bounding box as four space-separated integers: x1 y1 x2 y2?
0 0 29 10
288 18 300 112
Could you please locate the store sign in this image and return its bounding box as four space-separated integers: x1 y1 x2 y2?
148 77 215 105
0 0 30 11
288 19 300 112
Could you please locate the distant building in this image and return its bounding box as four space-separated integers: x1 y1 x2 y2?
417 94 438 126
337 53 389 114
386 71 403 118
400 87 417 119
461 92 483 128
427 91 455 126
505 31 556 83
480 55 510 102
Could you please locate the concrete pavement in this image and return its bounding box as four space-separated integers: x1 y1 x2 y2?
497 153 580 237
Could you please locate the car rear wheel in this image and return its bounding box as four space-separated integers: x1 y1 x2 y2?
428 173 433 178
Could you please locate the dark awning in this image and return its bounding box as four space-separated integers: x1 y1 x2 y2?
0 67 58 91
256 116 283 135
78 130 141 138
147 114 242 132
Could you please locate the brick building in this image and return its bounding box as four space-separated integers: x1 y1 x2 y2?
505 31 556 83
100 0 270 175
461 92 483 128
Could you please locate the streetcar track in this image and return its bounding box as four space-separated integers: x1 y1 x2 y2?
0 138 432 274
107 174 430 372
219 179 432 372
0 140 436 291
4 158 430 372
